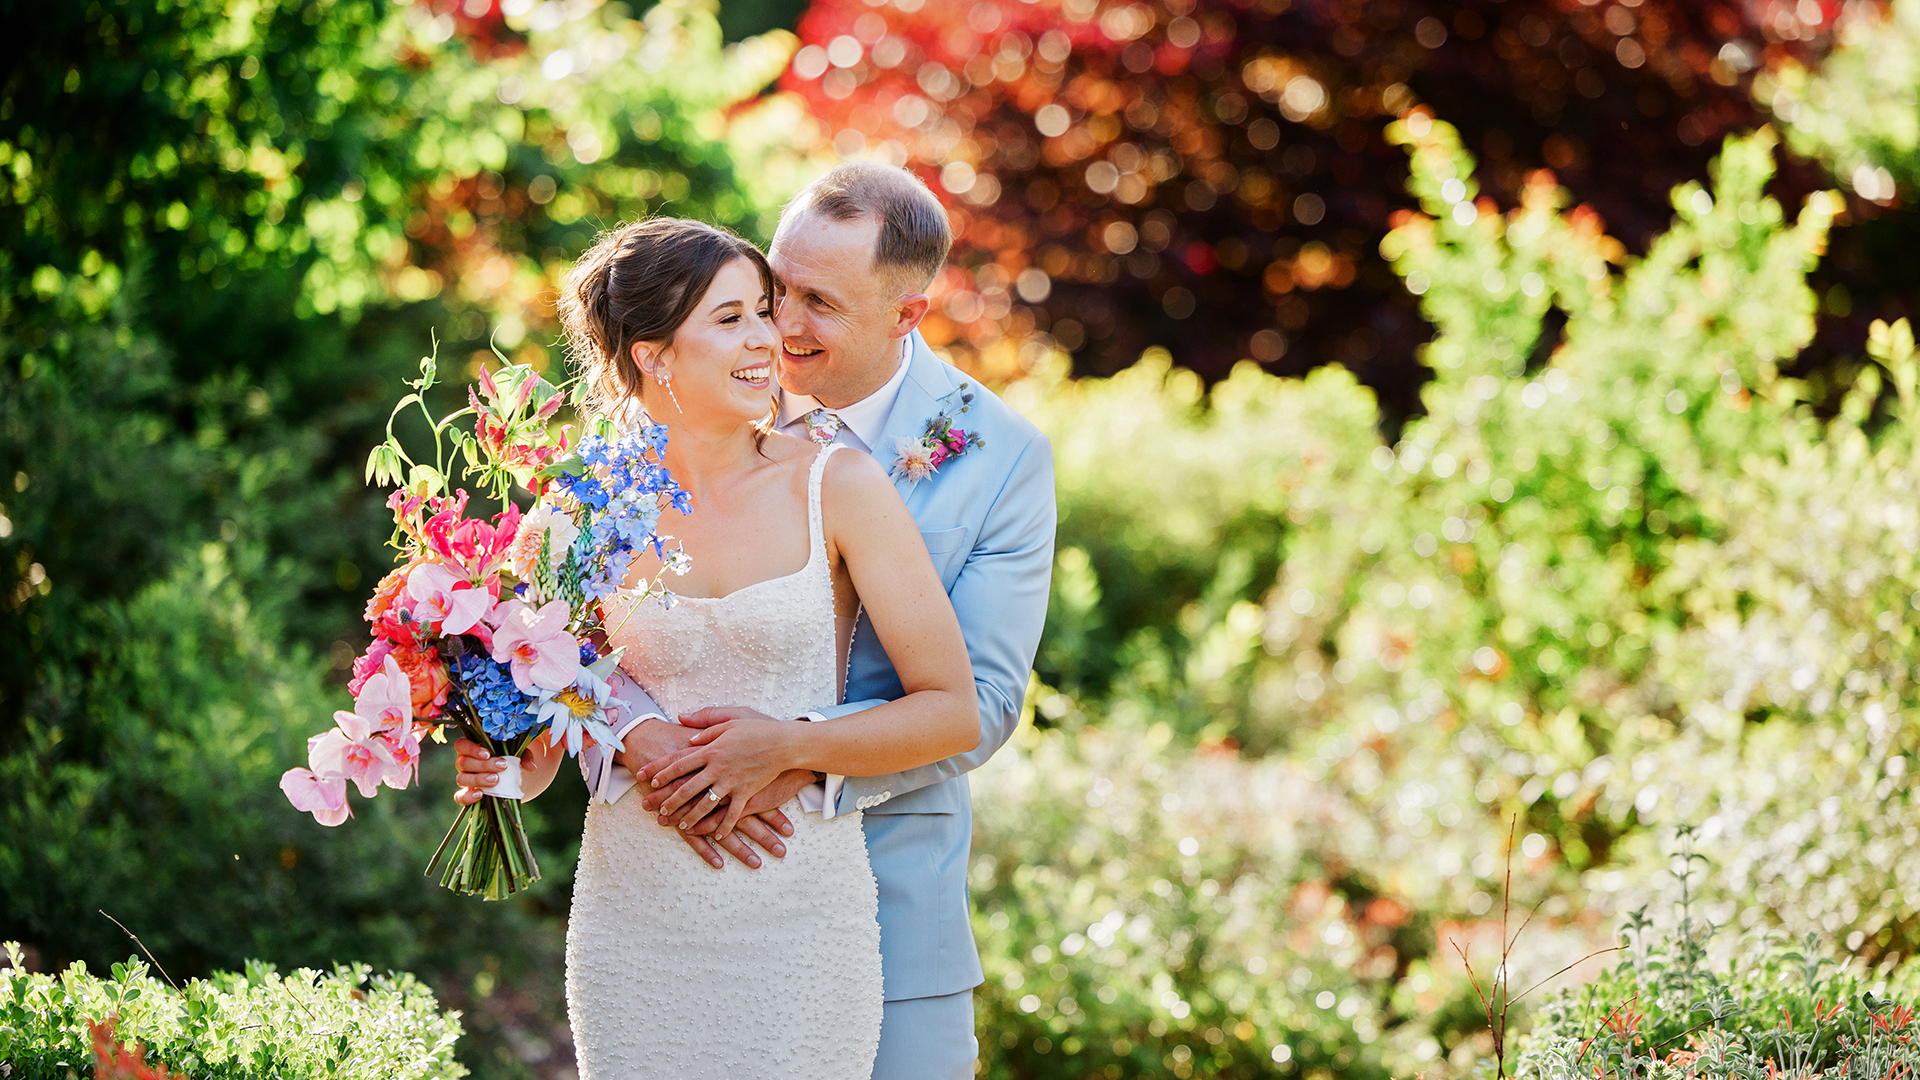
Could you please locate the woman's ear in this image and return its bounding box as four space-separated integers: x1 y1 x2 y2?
630 339 670 384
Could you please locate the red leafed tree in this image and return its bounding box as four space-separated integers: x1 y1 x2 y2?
779 0 1843 414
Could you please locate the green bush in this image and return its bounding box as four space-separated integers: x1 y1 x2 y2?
1517 889 1920 1080
0 943 463 1079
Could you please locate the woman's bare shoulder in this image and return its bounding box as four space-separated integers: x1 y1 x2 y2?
821 445 904 515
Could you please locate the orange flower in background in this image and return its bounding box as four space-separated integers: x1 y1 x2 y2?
90 1017 173 1080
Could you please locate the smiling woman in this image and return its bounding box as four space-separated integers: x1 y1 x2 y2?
558 217 778 424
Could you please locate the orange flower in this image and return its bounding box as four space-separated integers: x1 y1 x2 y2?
391 641 453 719
364 567 411 623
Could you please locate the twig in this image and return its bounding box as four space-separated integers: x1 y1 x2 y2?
98 910 178 991
1514 945 1627 1004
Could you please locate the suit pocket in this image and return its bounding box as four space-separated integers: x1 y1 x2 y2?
918 526 969 588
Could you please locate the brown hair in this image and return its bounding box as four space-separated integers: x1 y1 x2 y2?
559 217 774 421
781 161 952 293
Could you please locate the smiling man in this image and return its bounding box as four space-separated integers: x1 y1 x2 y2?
657 161 1058 1079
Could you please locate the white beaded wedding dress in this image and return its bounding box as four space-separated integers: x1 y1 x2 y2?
567 444 882 1079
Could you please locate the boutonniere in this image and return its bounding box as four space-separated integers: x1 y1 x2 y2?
891 383 985 485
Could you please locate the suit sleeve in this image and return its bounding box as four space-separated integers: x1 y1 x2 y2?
828 431 1056 810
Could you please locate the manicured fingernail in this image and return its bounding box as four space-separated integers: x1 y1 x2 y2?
779 823 793 836
476 750 490 759
651 779 660 788
772 844 786 856
678 822 689 830
483 775 497 786
748 857 761 868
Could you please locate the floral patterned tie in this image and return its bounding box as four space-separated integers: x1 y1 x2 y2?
803 408 842 446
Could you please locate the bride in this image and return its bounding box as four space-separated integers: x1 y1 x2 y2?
452 217 978 1078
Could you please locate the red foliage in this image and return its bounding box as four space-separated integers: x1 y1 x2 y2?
781 0 1842 405
90 1017 173 1080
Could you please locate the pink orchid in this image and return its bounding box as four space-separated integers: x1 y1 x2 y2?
348 655 413 733
309 655 410 797
406 562 493 635
309 715 398 799
375 725 424 790
489 597 579 694
280 768 350 826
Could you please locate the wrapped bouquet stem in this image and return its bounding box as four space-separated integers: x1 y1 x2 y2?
280 344 689 899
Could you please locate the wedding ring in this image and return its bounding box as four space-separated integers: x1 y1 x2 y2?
707 789 722 803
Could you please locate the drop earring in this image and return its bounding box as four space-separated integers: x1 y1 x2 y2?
660 376 684 415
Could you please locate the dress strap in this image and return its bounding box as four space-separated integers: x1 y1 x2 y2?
807 444 840 564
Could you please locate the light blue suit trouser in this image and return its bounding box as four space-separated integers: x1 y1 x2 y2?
873 990 977 1079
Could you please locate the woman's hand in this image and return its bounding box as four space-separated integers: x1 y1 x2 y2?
634 710 804 840
452 735 562 803
453 737 511 805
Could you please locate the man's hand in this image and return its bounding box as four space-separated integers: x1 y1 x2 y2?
624 716 797 870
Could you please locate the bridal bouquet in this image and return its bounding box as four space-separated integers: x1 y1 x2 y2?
280 346 688 899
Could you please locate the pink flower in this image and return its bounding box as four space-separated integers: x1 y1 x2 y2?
927 442 950 468
489 598 579 693
309 655 410 797
349 638 397 696
406 562 494 636
309 716 398 799
425 496 521 581
347 655 413 733
281 768 350 826
891 438 938 483
375 725 423 790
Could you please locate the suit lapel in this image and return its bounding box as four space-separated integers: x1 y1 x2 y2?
876 333 957 506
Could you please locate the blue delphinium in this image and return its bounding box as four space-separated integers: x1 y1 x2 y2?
452 651 538 741
558 425 690 602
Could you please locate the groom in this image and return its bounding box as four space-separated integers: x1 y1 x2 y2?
636 162 1054 1076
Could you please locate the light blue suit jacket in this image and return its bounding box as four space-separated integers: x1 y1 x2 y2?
816 332 1056 1002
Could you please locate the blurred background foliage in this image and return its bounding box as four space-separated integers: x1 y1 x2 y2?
6 0 1920 1076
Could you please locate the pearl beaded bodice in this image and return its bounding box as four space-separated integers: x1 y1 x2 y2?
605 444 841 723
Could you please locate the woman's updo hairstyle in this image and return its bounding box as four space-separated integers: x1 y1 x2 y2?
559 217 774 421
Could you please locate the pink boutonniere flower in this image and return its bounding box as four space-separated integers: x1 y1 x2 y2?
891 384 985 485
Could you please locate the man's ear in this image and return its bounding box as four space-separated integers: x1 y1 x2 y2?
630 339 670 383
892 293 931 339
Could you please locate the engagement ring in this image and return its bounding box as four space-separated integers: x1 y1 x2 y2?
707 789 722 803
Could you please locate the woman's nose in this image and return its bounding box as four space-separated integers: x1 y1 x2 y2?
748 310 778 352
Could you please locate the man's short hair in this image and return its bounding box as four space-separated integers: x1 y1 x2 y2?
781 161 952 294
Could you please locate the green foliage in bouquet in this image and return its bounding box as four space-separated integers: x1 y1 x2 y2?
0 943 464 1080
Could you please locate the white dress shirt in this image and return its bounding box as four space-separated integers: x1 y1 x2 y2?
773 337 913 454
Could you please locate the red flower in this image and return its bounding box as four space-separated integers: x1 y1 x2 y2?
424 494 521 581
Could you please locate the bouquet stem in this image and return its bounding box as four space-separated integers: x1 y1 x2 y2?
425 706 541 900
